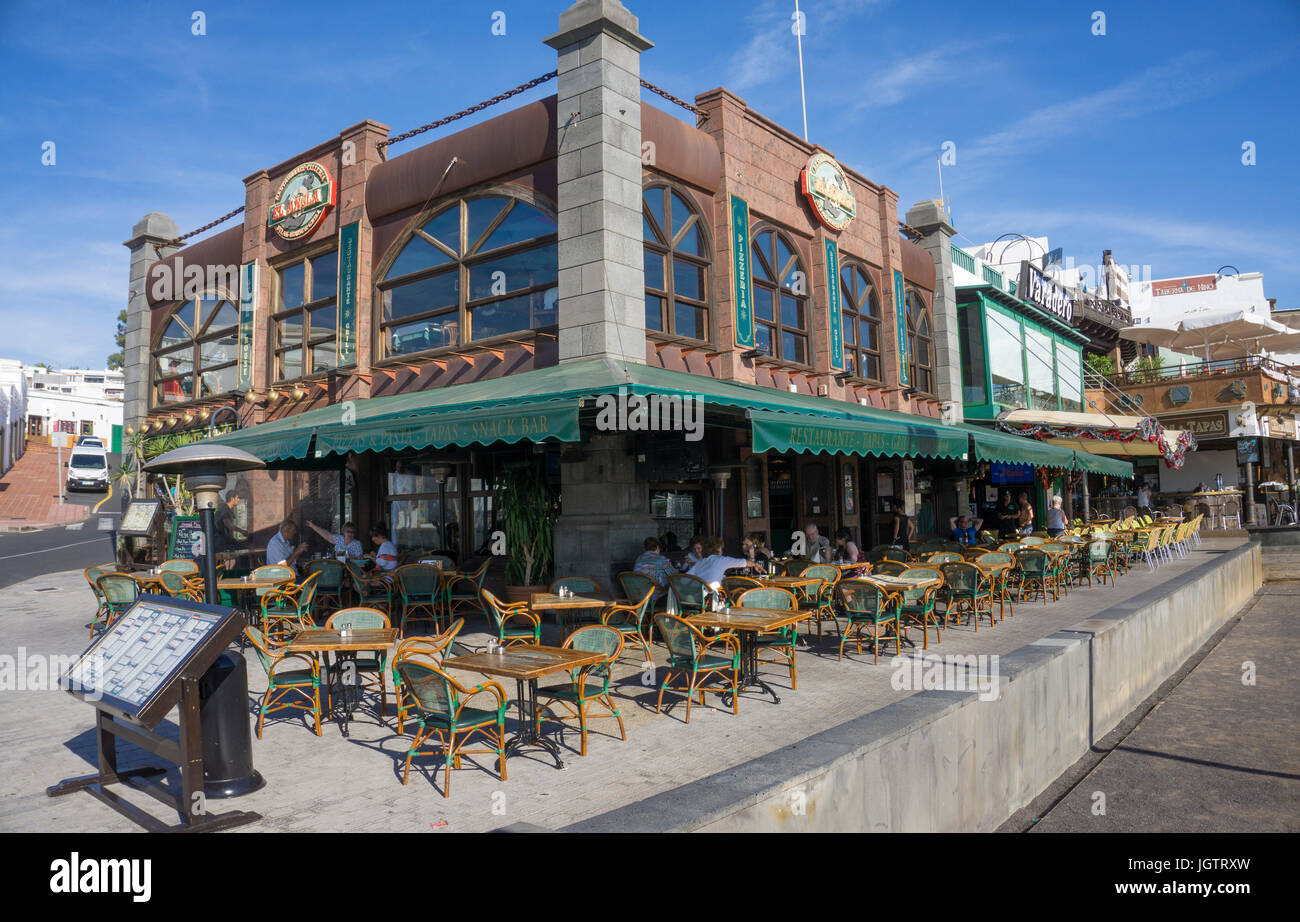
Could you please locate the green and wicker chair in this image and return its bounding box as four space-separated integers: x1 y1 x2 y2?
897 567 944 649
535 625 627 757
1019 536 1046 547
1014 548 1053 603
481 588 541 647
835 579 898 663
735 586 798 689
304 558 346 616
246 625 322 738
600 585 656 663
881 547 911 563
391 619 465 735
653 613 740 723
616 570 663 646
395 564 443 636
798 564 841 640
547 576 610 630
444 558 491 620
996 542 1024 554
975 552 1016 620
159 558 200 577
939 561 995 631
393 659 507 797
1083 539 1114 588
158 569 204 602
666 572 713 615
721 574 763 605
872 559 908 577
344 561 393 614
926 552 963 565
261 573 320 643
92 573 139 639
325 607 392 719
1040 543 1074 597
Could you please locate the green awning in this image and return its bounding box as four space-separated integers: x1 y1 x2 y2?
749 408 969 459
313 399 579 455
1072 450 1134 477
960 424 1080 469
200 413 317 463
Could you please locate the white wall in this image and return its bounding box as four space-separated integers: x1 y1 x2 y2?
1158 448 1239 493
24 390 121 440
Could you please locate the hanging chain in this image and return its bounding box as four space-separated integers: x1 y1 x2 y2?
158 205 246 252
378 71 559 151
640 78 705 119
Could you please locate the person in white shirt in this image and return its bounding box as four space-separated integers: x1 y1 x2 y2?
305 520 364 560
266 520 308 571
803 523 831 562
687 537 757 590
1137 483 1153 517
365 524 400 582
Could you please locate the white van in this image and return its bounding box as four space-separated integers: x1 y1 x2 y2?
67 449 110 493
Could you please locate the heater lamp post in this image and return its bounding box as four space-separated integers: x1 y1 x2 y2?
144 445 266 603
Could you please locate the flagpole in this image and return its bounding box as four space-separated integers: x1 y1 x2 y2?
795 0 808 141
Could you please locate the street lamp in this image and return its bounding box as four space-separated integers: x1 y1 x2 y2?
144 444 266 603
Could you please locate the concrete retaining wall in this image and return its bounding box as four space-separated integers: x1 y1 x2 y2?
564 540 1261 833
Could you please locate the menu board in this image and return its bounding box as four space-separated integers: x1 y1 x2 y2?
169 515 205 561
119 499 162 536
61 597 234 721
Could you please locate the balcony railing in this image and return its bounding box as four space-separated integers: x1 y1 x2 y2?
1074 297 1133 329
1103 355 1299 387
951 245 976 274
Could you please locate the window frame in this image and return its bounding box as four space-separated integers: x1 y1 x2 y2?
271 242 339 384
750 226 812 367
904 287 935 397
149 291 241 409
642 182 712 343
373 189 559 363
838 259 883 383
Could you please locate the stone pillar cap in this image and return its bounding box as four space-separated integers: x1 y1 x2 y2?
545 0 653 51
904 199 956 236
127 212 179 244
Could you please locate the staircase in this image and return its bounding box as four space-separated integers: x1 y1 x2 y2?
1083 369 1149 419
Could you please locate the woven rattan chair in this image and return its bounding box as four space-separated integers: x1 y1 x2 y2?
939 561 994 631
653 613 739 723
835 579 898 664
305 558 346 616
600 585 655 663
735 586 798 689
897 567 943 649
92 573 139 639
325 607 392 719
481 588 540 647
391 619 466 735
395 564 443 635
666 573 713 615
445 558 491 619
246 625 322 738
798 564 841 640
535 625 627 757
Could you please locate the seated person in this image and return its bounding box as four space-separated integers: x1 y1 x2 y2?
305 520 364 561
266 520 308 572
687 537 758 591
677 535 706 572
832 527 861 563
634 537 674 592
364 524 400 582
741 533 771 570
949 514 984 546
803 523 832 562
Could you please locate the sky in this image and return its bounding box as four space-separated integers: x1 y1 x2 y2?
1 0 1297 368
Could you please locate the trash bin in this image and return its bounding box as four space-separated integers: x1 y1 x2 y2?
199 652 266 798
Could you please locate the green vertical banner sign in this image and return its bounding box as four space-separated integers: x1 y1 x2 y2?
237 262 257 390
337 221 359 366
824 238 843 369
730 195 755 348
893 268 909 386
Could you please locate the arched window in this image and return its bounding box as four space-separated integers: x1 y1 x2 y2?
376 194 557 357
643 185 710 339
274 248 337 381
152 296 239 406
751 229 809 364
905 289 934 395
840 262 881 381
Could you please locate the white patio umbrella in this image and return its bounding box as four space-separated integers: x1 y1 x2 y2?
1120 310 1296 361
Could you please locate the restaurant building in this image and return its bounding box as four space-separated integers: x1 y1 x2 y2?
122 0 1114 581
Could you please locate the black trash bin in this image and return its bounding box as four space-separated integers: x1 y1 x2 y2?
199 652 266 798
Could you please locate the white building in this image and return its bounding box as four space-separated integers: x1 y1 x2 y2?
0 359 29 474
21 365 123 451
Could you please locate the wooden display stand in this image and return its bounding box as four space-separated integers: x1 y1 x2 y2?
48 595 261 832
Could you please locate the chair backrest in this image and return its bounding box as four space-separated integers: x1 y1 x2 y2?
976 552 1013 568
84 564 116 585
244 626 281 676
1020 536 1046 546
997 542 1023 553
1015 548 1047 573
617 570 656 602
939 561 980 593
836 579 885 615
926 552 962 564
799 564 839 584
1088 539 1111 561
395 564 441 597
667 573 711 610
735 586 797 610
393 660 457 718
549 576 607 599
564 625 624 680
899 566 942 602
344 560 369 589
326 607 391 631
1040 543 1070 555
394 619 465 666
872 560 907 577
97 573 139 606
305 558 345 589
652 613 700 661
421 554 456 570
881 548 911 563
159 559 199 576
465 557 491 586
296 572 320 612
253 564 296 582
1122 506 1137 518
158 570 190 596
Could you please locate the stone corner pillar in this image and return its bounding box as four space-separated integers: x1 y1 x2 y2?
123 212 180 431
545 0 653 365
905 198 963 421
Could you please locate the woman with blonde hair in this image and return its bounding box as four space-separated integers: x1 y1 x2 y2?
1045 495 1068 538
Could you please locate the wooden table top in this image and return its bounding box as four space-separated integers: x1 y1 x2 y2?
442 645 604 681
864 574 942 590
286 628 399 653
217 577 295 590
757 575 820 589
529 592 607 610
687 607 807 632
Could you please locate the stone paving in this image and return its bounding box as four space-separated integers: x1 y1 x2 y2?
0 442 90 528
0 538 1247 832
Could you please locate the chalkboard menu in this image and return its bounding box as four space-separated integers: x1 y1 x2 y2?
168 515 205 561
60 596 236 724
119 499 162 536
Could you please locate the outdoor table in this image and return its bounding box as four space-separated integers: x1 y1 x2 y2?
286 628 399 738
863 574 942 647
687 606 806 705
441 645 604 769
217 575 294 633
529 592 607 637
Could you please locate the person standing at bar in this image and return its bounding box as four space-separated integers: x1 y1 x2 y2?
1017 492 1035 536
891 501 915 551
997 490 1019 538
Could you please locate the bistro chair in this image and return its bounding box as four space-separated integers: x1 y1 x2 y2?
391 619 465 735
393 658 507 797
1014 548 1053 603
835 579 898 664
897 567 944 650
245 625 323 738
159 558 200 577
261 573 321 643
83 564 116 622
600 585 656 663
721 575 762 604
735 586 799 689
939 561 995 631
926 551 963 565
997 542 1023 554
871 559 908 578
549 576 610 600
1040 543 1074 597
325 607 393 719
445 558 492 620
1019 536 1046 547
666 573 713 615
304 558 346 615
345 560 393 614
480 588 541 647
881 547 911 564
975 552 1016 620
616 570 663 646
1083 539 1114 588
652 613 740 724
158 569 203 602
394 564 444 636
797 564 841 640
535 625 627 757
92 573 139 639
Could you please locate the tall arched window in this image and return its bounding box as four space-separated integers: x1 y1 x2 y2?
274 248 337 381
905 289 934 395
840 262 881 381
376 194 557 357
643 185 710 339
751 229 809 364
152 296 239 406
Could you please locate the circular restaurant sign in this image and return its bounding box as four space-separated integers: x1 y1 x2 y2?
268 161 335 240
800 153 856 231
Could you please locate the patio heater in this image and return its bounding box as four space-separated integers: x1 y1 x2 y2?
708 468 732 546
430 463 453 555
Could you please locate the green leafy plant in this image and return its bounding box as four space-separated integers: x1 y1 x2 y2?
1131 354 1166 384
1084 353 1115 376
493 462 558 587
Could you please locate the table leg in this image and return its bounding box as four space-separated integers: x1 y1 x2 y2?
329 651 360 738
722 631 783 706
502 678 565 768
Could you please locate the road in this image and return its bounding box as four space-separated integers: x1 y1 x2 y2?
0 520 118 590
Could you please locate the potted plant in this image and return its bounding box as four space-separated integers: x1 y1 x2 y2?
493 461 558 603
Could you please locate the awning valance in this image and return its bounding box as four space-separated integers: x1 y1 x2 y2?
1071 451 1134 477
959 424 1079 469
748 408 968 460
313 399 579 455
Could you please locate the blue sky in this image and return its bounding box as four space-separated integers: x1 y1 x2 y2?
2 0 1297 367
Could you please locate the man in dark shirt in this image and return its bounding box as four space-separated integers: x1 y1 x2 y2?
997 490 1019 538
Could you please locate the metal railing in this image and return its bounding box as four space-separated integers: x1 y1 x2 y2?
1083 368 1148 418
1100 354 1298 387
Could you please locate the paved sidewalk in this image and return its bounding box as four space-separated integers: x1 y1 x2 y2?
0 443 89 528
1029 585 1299 832
0 538 1247 832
